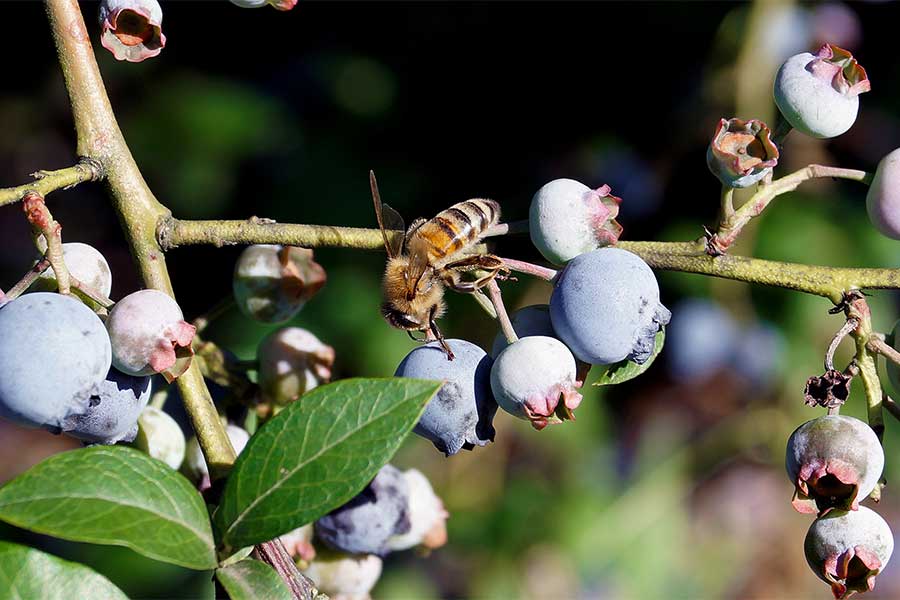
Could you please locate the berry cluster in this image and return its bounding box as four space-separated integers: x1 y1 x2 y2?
0 243 197 446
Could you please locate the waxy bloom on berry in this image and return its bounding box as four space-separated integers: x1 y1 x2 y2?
866 148 900 240
706 118 779 188
229 0 298 9
529 178 623 265
99 0 166 63
774 44 870 139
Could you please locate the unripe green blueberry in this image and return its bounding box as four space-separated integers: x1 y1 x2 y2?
31 242 112 304
301 549 382 600
233 245 326 324
785 415 884 515
386 468 448 552
774 44 870 139
133 406 185 470
866 148 900 240
491 336 582 430
258 328 335 405
182 424 249 485
106 290 196 380
805 506 893 599
529 179 622 265
0 293 111 430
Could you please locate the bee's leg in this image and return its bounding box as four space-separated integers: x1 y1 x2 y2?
440 254 514 293
428 305 455 360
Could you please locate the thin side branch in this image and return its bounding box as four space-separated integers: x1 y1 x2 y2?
497 257 558 282
486 280 518 345
826 318 859 371
710 164 872 254
23 192 71 294
867 336 900 369
0 159 103 207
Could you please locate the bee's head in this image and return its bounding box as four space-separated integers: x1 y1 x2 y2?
381 302 426 331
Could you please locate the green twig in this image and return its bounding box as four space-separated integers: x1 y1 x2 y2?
0 159 102 207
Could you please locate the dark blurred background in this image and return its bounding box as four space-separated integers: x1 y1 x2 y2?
2 1 900 598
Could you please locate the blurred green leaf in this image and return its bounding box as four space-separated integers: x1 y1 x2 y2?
215 378 441 549
592 329 665 386
0 446 216 570
216 559 291 600
0 541 127 600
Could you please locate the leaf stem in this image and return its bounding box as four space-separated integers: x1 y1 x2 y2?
496 257 558 282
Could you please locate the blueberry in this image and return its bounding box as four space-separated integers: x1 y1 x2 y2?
665 299 738 382
550 247 670 365
706 118 778 188
490 304 556 358
278 524 316 563
0 293 111 430
731 321 784 386
394 339 497 456
786 415 884 515
774 44 869 139
529 178 623 265
62 368 152 444
133 406 186 470
31 242 112 305
233 245 326 324
491 336 582 430
315 464 411 556
866 148 900 240
301 550 383 599
805 506 893 598
182 424 250 485
106 289 196 379
257 327 335 405
99 0 165 63
386 468 448 552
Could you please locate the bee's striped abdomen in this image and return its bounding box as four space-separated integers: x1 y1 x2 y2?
415 199 500 260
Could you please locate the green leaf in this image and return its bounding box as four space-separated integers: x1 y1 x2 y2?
592 329 666 386
0 541 127 600
215 377 441 549
0 446 217 570
216 559 292 600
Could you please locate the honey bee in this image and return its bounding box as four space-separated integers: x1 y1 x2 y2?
370 171 510 360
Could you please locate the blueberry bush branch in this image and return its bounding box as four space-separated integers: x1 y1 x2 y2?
0 159 102 207
44 2 314 596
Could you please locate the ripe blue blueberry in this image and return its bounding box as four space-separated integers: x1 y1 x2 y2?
550 248 670 365
665 299 738 381
394 339 497 456
315 464 411 556
62 368 152 444
0 293 111 430
805 506 893 598
491 336 582 430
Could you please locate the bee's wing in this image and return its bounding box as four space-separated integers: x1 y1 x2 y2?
370 170 405 258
